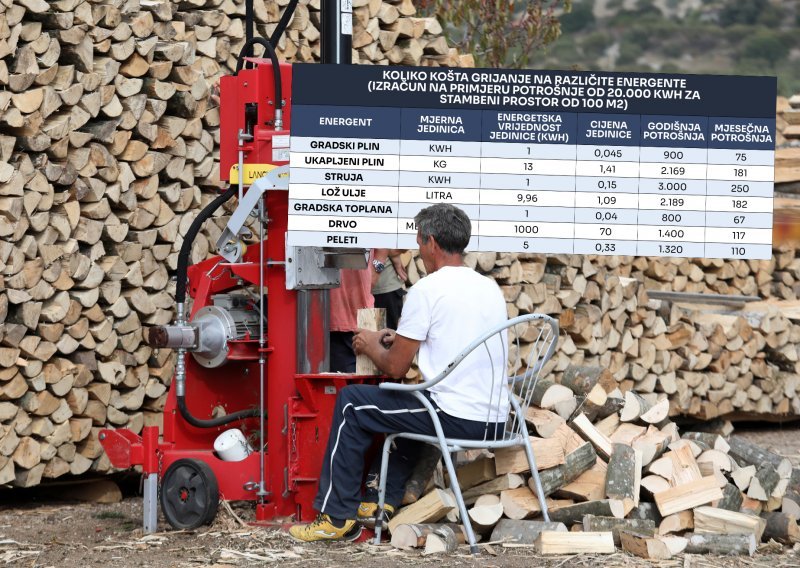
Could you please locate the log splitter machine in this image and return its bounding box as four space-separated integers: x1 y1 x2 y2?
99 0 371 531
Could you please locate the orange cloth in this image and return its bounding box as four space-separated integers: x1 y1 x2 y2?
329 267 374 332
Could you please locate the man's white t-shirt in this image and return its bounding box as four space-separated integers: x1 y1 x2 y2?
396 266 509 423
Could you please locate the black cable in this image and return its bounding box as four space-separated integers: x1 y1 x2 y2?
234 37 283 113
178 395 261 428
246 0 254 46
269 0 300 49
175 185 237 305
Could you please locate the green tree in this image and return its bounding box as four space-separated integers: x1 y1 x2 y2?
741 31 790 66
418 0 573 68
561 1 595 33
719 0 768 26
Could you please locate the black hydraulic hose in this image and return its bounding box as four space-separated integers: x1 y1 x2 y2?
174 184 261 428
175 185 237 305
178 396 260 429
234 37 283 113
269 0 300 49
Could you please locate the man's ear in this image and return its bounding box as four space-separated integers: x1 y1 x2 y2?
427 235 439 252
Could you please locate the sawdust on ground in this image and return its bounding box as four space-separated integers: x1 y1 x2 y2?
1 424 800 567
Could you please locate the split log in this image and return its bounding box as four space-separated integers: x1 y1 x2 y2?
683 532 756 556
390 523 465 549
619 530 687 560
534 441 597 497
604 443 641 512
468 494 503 534
653 477 723 516
693 506 766 540
401 444 441 505
489 519 567 545
548 499 627 525
761 512 800 544
582 515 655 546
535 531 615 554
388 488 456 533
423 524 460 554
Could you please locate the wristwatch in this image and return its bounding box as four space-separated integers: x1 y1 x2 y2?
372 259 386 273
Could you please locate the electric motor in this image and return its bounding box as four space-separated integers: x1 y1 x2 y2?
148 293 262 368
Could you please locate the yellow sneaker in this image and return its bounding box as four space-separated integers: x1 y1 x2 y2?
356 502 395 529
288 514 362 542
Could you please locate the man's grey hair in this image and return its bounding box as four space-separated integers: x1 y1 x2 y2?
414 204 471 254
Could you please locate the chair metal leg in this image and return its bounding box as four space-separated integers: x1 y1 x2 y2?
439 444 480 555
521 436 550 522
373 434 395 545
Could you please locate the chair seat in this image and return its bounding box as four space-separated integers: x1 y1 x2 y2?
391 431 527 451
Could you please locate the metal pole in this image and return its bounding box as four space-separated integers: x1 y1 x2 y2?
321 0 352 65
258 196 268 500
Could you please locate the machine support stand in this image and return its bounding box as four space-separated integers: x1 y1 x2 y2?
143 473 159 534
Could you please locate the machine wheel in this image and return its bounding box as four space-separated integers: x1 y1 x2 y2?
160 459 219 530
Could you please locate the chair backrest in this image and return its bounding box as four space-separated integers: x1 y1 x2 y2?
397 313 559 443
503 314 559 442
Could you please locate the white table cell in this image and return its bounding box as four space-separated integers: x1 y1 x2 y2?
638 225 705 241
481 142 574 160
575 192 639 209
479 219 575 239
638 194 705 211
706 164 774 182
575 160 639 177
705 227 773 244
399 155 482 173
401 186 481 204
478 189 575 207
291 183 399 202
480 157 575 176
705 196 772 213
288 214 397 233
290 152 399 170
707 148 774 166
397 217 457 235
638 147 707 163
573 223 638 240
639 162 707 179
576 145 640 162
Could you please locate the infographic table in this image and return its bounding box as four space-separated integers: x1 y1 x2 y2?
287 65 776 259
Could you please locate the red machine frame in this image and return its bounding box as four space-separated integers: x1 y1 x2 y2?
100 60 374 524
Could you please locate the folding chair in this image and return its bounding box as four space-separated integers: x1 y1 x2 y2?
373 313 559 554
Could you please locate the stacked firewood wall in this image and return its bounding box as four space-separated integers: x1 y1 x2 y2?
0 0 797 491
0 0 464 488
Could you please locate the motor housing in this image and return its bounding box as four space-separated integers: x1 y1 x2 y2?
148 293 261 368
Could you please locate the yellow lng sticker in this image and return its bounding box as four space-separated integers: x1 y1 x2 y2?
229 163 285 184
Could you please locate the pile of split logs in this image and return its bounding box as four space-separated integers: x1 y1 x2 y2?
0 0 464 489
388 366 800 558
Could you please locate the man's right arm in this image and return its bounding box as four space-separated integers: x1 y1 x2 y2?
353 329 419 378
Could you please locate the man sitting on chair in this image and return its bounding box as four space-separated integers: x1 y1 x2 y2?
289 203 509 542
